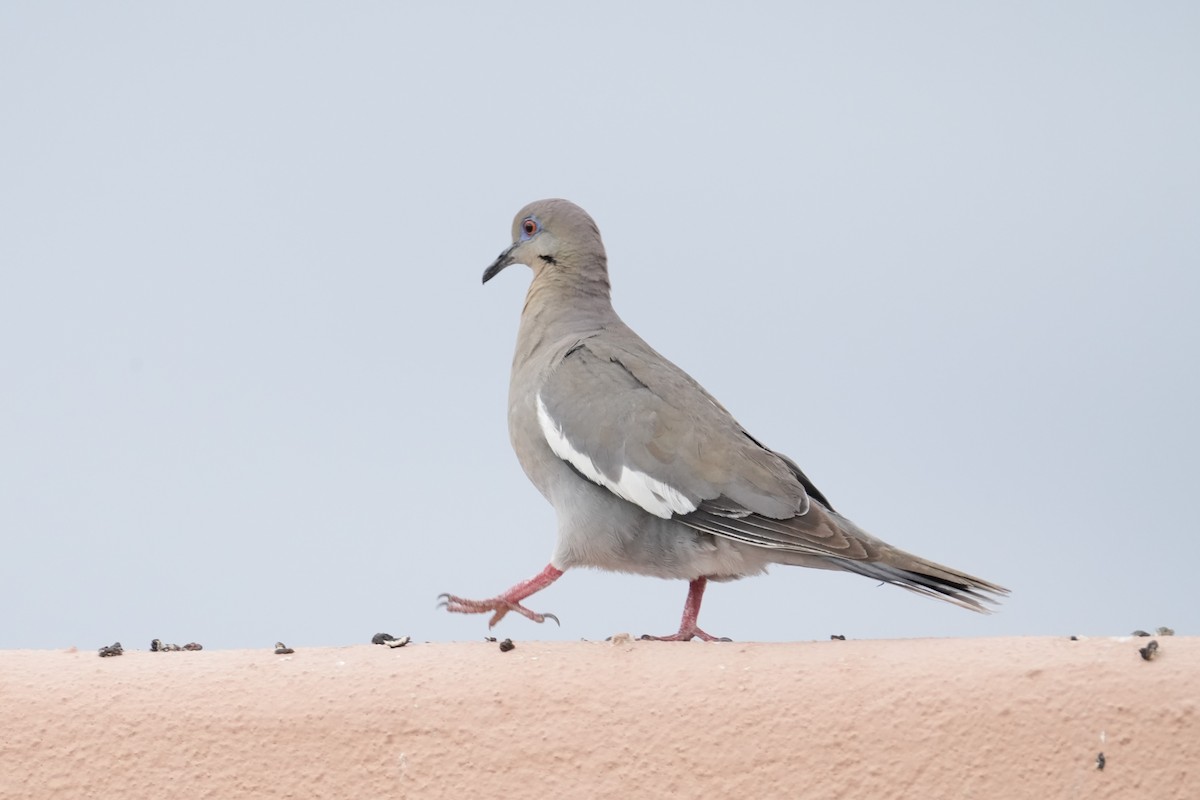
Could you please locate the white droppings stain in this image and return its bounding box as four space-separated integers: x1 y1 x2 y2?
537 394 696 519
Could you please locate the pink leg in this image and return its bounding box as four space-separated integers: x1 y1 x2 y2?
641 577 731 642
439 564 564 628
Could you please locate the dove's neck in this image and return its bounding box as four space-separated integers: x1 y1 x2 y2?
515 266 617 364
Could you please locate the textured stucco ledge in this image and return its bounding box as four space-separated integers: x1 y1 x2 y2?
2 636 1196 799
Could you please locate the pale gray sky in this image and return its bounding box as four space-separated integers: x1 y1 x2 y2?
2 4 1197 649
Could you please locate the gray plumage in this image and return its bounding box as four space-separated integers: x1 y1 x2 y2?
442 199 1008 640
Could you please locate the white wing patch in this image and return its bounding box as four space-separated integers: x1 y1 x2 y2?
536 394 697 520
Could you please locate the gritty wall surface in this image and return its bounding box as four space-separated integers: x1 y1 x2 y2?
2 637 1195 799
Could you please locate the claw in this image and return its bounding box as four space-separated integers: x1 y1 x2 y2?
542 613 560 627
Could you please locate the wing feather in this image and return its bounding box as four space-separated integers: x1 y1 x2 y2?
536 336 808 521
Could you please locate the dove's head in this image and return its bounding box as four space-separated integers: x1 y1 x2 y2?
483 199 609 289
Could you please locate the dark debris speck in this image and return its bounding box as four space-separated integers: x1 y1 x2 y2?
98 642 124 658
1139 640 1159 661
1096 752 1106 770
830 634 846 641
499 638 515 653
274 642 295 655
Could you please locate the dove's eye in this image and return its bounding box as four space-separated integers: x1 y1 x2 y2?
521 218 539 238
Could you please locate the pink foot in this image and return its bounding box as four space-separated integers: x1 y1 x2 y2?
639 576 732 642
438 594 559 627
439 564 564 628
640 626 731 643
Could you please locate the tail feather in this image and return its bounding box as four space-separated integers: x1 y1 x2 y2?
830 555 1009 613
683 494 1010 611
